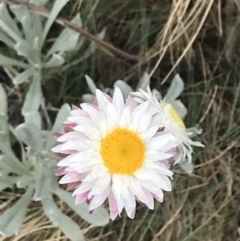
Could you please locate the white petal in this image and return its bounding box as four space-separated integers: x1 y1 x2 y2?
112 186 124 215
129 178 148 203
88 175 111 198
148 134 176 150
146 151 173 161
73 180 96 196
61 140 90 151
80 103 102 128
67 149 98 163
112 87 125 116
118 106 131 127
140 125 159 142
57 131 86 142
136 111 152 134
69 162 95 173
59 172 83 184
124 191 136 218
89 186 110 211
96 89 108 115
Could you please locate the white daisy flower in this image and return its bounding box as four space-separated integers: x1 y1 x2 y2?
131 74 204 165
52 87 178 219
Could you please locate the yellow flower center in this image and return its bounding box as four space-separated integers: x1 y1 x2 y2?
164 102 186 130
100 128 146 175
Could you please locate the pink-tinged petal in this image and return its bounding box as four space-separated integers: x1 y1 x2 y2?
55 153 69 158
103 93 113 102
73 181 97 196
67 182 81 191
95 90 108 115
52 144 78 155
57 131 86 142
88 175 111 198
59 171 85 184
71 105 80 110
152 189 164 202
142 188 154 210
55 167 67 176
124 191 136 219
88 187 110 211
160 159 170 168
108 190 119 220
71 109 90 117
61 140 90 152
75 191 90 205
53 132 63 139
51 144 63 153
125 96 138 111
62 121 77 128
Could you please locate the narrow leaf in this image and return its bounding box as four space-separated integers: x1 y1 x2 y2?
180 161 194 174
33 162 58 201
42 0 69 45
14 40 38 64
85 75 97 94
0 83 7 116
43 54 65 68
13 68 35 85
0 187 33 237
165 74 184 103
114 80 133 99
22 73 42 124
55 188 109 226
48 13 82 55
0 3 22 38
0 176 19 191
10 5 34 44
0 32 15 48
15 122 42 151
137 71 150 91
42 196 85 241
0 143 30 176
0 54 29 68
29 0 49 6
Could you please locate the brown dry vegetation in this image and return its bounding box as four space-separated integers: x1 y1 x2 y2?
1 0 240 240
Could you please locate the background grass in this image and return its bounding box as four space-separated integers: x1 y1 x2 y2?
1 0 240 240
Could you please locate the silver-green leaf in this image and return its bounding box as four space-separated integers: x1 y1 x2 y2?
42 0 69 46
43 54 65 68
22 73 42 127
0 83 7 116
15 122 42 151
180 161 194 174
114 80 133 99
0 187 33 237
0 176 19 191
42 196 85 241
165 74 184 103
0 54 29 68
13 68 35 85
48 14 82 55
0 3 22 39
